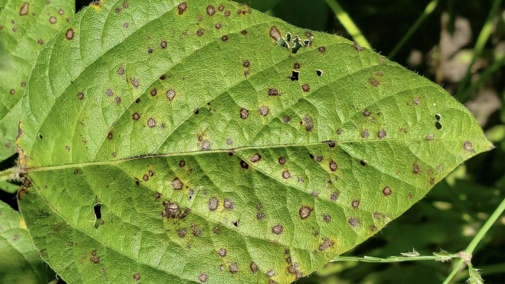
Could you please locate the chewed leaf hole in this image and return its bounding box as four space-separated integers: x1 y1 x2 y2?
435 121 443 130
93 204 102 229
286 32 291 42
316 70 323 76
435 114 442 121
290 71 300 81
291 36 302 54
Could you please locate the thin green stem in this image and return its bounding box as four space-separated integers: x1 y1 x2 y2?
442 198 505 284
455 0 503 101
460 53 505 101
323 0 371 49
331 253 457 263
389 0 440 59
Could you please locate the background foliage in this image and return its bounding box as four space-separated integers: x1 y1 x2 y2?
0 0 504 283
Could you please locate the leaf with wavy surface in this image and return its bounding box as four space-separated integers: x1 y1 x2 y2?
17 0 491 283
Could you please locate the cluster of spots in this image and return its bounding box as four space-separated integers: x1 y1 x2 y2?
318 238 334 251
287 263 304 279
303 116 313 131
177 2 187 15
299 206 312 219
90 250 100 264
161 201 190 220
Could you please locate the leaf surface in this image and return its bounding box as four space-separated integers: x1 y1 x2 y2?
0 200 54 284
0 0 75 162
17 0 492 283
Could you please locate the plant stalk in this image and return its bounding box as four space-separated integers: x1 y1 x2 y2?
331 253 457 263
323 0 371 49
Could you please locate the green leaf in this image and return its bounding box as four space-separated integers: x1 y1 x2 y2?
17 0 491 283
0 0 75 162
0 180 19 193
0 200 54 283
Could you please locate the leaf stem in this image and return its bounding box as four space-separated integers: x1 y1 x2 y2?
455 0 503 102
331 253 457 263
323 0 371 49
389 0 440 59
442 197 505 284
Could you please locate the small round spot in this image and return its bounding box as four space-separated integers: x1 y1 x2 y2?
241 30 247 35
351 199 360 209
177 2 187 15
319 238 334 251
299 206 312 219
209 197 219 211
148 48 153 54
111 152 116 157
171 178 183 190
149 170 154 177
201 140 211 151
294 63 300 69
133 272 140 281
150 88 157 96
330 192 338 201
258 106 270 117
282 170 290 179
363 110 371 117
360 160 366 166
311 191 319 197
463 141 474 153
250 153 261 163
413 162 420 174
375 71 384 76
224 198 234 210
206 5 215 16
193 228 201 237
368 77 380 87
160 41 168 49
166 89 176 101
38 39 44 45
9 89 15 95
278 157 286 164
117 67 125 75
65 28 74 40
214 23 221 29
250 262 258 274
318 46 326 53
426 134 434 141
65 145 70 151
218 5 224 11
377 129 387 139
329 161 337 171
241 161 249 169
221 35 229 42
148 118 156 128
302 84 310 92
143 174 149 181
323 215 331 222
49 16 57 24
370 224 377 232
123 22 129 28
268 88 279 96
271 224 283 235
382 186 392 196
179 160 185 167
283 116 291 123
224 10 231 17
178 229 187 238
413 97 421 105
361 129 369 138
229 263 238 274
218 248 226 257
132 113 140 120
197 29 204 36
353 42 365 51
348 217 359 228
256 212 265 220
107 132 113 140
266 270 276 277
243 60 250 68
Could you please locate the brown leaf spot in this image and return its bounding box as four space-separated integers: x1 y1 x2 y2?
133 273 140 281
178 229 187 238
132 113 140 120
214 23 221 29
258 106 270 116
330 192 338 201
107 132 113 140
221 35 228 42
268 88 279 96
49 16 57 24
38 39 44 45
77 92 84 100
363 110 371 117
250 262 258 274
150 88 157 96
256 212 265 220
160 40 167 49
197 29 204 36
224 198 234 210
208 197 218 211
378 129 387 139
171 178 183 190
413 162 420 174
155 192 161 199
198 274 207 283
375 71 383 76
351 199 360 209
413 97 421 105
193 228 201 237
19 2 29 16
206 5 216 16
177 2 187 14
272 224 283 235
463 141 475 153
426 134 434 141
319 238 334 251
382 186 392 196
323 215 331 222
166 89 176 101
353 42 365 51
65 28 74 40
242 60 250 68
348 217 359 228
218 5 224 11
148 118 156 128
304 116 313 131
224 10 231 16
299 206 312 219
249 153 261 163
282 170 290 179
269 26 281 40
318 46 326 53
302 84 310 92
361 129 369 138
241 30 247 35
329 161 338 171
278 157 286 165
143 174 149 181
117 67 125 75
130 78 139 88
229 263 238 274
294 63 301 69
241 161 249 169
238 108 250 120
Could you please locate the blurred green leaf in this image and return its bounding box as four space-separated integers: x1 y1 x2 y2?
0 180 18 193
273 0 330 32
240 0 281 12
0 200 55 284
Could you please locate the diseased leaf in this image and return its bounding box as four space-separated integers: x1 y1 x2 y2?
0 0 75 162
17 0 492 283
0 200 54 284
